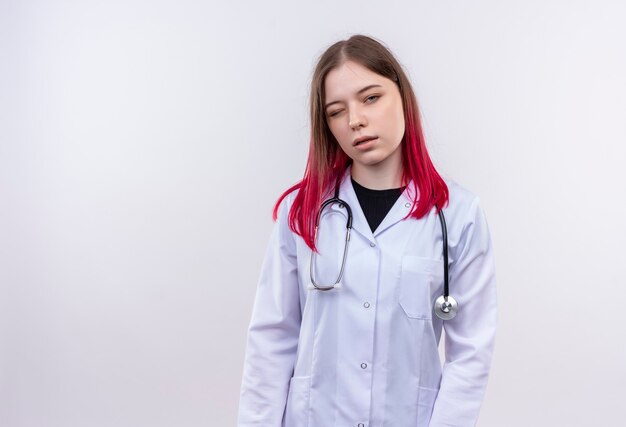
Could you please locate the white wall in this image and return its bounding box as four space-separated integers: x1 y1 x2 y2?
1 1 625 425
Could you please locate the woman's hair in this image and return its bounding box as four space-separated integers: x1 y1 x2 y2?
273 34 449 251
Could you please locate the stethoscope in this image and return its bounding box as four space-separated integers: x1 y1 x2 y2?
309 184 458 320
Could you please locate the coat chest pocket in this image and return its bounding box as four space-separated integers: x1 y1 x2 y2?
399 256 443 320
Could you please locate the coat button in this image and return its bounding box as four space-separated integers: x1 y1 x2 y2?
363 302 370 308
358 424 365 427
361 363 367 369
405 202 411 208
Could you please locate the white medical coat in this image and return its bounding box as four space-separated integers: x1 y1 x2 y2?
238 167 497 427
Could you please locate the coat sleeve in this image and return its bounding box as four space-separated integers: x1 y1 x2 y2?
237 195 302 426
428 196 497 427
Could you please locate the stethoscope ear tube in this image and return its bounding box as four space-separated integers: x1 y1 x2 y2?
310 184 353 291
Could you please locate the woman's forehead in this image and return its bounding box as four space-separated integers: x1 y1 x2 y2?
324 61 389 100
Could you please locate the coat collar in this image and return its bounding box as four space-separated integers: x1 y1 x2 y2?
326 166 420 241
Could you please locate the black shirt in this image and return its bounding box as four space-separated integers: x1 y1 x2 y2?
351 177 406 233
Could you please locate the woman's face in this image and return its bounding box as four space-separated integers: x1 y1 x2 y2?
324 60 405 173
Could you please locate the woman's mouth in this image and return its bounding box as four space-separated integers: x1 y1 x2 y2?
354 137 378 149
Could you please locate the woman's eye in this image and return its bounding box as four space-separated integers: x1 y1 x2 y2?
328 97 378 118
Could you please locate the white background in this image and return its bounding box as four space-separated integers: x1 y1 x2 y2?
1 1 625 426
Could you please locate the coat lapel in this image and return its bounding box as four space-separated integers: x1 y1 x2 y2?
327 167 421 241
373 179 420 237
327 167 374 241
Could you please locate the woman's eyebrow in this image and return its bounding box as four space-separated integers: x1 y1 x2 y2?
325 84 382 109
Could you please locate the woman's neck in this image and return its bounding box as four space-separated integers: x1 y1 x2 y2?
350 163 404 190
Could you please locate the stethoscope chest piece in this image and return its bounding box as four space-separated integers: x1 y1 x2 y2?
434 295 458 320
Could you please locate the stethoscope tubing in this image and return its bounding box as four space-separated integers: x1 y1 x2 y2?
437 208 449 299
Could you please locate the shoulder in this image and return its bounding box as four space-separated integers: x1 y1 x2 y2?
441 177 485 235
444 177 480 209
275 186 300 221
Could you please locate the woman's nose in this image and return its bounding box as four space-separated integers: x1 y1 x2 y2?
349 108 366 129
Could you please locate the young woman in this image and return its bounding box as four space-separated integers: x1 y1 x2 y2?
237 35 497 427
